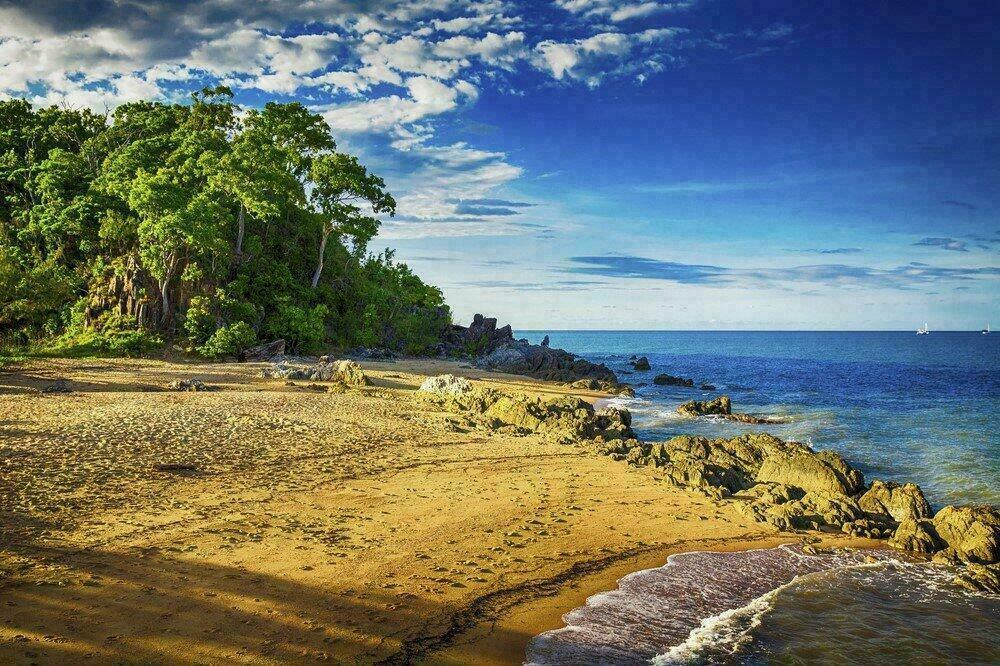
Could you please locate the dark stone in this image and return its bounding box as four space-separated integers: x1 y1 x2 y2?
631 356 651 371
653 374 694 387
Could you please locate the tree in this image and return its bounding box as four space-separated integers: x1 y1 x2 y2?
308 153 395 288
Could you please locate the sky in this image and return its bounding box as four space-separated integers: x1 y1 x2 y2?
2 0 998 329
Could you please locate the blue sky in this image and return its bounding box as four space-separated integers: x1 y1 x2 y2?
2 0 997 329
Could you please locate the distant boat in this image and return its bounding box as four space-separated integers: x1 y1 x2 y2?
917 323 930 335
984 323 990 335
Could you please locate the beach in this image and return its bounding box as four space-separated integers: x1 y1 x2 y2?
0 356 875 664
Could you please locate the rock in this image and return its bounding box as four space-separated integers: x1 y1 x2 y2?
677 395 786 424
678 396 731 416
421 385 637 445
169 379 209 392
569 378 633 396
654 374 694 387
41 379 72 393
262 359 367 386
240 339 285 361
953 563 1000 594
858 480 932 523
418 374 473 396
476 339 624 388
329 360 367 386
756 449 864 496
932 505 1000 564
631 356 651 371
540 335 550 347
889 518 942 554
699 383 716 391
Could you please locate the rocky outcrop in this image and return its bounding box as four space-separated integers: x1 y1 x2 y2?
756 449 864 496
858 480 932 523
931 505 1000 565
477 338 626 390
654 373 693 387
888 517 942 553
418 374 472 396
678 396 730 416
953 563 1000 594
677 395 787 425
631 356 651 371
420 384 636 445
568 378 635 396
262 358 368 386
441 314 515 356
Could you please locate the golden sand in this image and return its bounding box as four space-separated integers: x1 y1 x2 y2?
0 357 875 664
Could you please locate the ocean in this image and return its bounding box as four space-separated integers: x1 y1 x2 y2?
516 330 1000 665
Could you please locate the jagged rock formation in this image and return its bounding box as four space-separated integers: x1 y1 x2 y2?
442 314 515 356
439 314 629 392
677 395 787 425
262 358 368 386
418 378 636 445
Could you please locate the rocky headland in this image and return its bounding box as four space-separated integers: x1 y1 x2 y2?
417 371 1000 593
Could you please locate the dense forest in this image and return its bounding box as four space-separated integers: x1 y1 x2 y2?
0 87 450 357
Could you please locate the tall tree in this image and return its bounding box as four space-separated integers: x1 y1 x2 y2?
308 153 395 289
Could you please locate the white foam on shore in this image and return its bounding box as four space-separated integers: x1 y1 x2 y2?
651 579 794 664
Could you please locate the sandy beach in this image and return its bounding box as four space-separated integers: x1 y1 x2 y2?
0 357 877 664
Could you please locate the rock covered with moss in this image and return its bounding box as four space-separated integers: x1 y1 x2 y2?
859 480 932 523
419 382 636 445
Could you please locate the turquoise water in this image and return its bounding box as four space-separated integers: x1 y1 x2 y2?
519 331 1000 506
519 331 999 665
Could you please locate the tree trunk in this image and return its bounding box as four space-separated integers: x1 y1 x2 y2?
311 231 329 289
235 203 245 255
159 277 171 327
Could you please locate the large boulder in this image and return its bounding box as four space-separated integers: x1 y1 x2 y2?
678 396 730 416
858 480 932 523
953 563 1000 594
931 505 1000 565
755 449 864 496
328 359 368 386
889 517 942 554
654 374 694 387
631 356 651 371
419 374 473 396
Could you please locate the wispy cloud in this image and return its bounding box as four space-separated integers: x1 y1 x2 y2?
913 237 969 252
565 254 1000 290
804 248 863 255
942 199 977 210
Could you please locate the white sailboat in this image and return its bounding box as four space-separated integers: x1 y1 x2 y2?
983 323 990 335
916 323 929 335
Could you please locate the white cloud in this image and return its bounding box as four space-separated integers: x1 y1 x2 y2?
555 0 697 22
535 29 679 86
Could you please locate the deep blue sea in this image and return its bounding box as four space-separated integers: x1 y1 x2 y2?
519 330 1000 507
518 331 1000 665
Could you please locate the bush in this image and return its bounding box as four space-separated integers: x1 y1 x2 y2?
198 321 257 359
263 303 327 353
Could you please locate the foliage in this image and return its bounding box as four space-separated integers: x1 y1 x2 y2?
0 89 450 356
198 321 257 359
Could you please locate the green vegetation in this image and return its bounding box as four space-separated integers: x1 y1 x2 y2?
0 88 450 357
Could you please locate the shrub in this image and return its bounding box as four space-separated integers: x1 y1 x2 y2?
198 321 257 359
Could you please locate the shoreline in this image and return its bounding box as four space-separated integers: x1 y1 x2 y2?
0 355 950 664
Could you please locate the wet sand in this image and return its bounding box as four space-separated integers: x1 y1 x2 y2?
0 357 874 664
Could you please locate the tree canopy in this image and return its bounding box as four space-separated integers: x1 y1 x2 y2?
0 88 450 357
